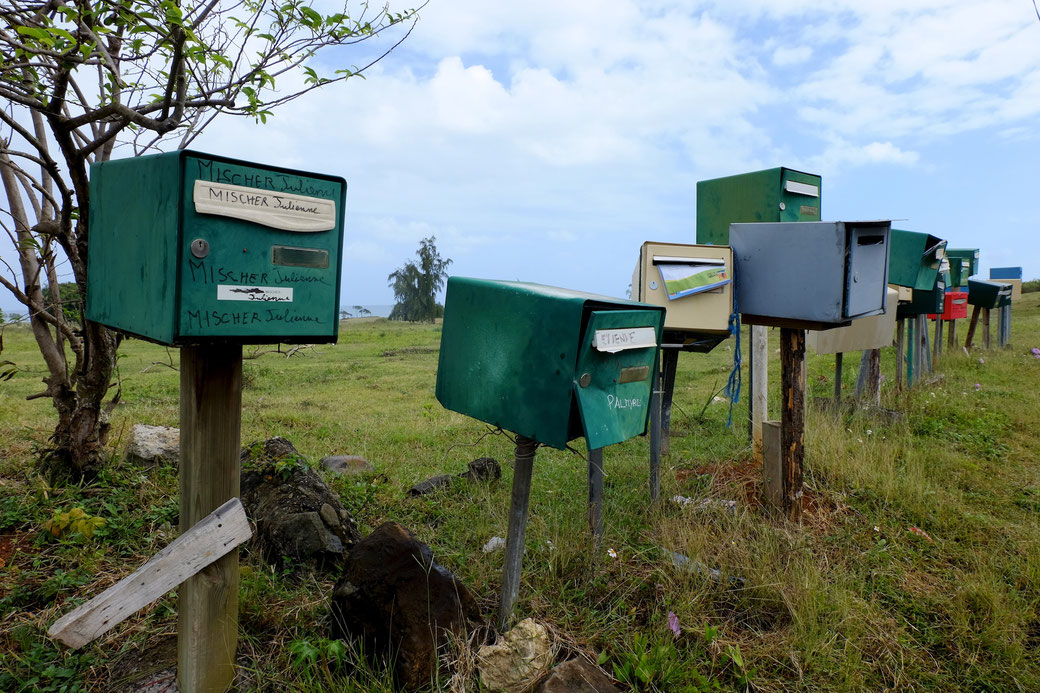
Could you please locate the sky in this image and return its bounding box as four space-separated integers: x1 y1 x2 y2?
3 0 1039 315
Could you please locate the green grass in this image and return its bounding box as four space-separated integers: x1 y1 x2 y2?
2 297 1040 691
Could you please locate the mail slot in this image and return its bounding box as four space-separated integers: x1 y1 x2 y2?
435 278 664 450
696 167 821 245
888 229 947 291
631 242 733 343
946 248 979 289
928 291 967 321
990 267 1023 302
968 278 1013 310
729 220 890 327
86 150 346 345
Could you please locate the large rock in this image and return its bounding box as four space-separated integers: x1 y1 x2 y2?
124 424 179 467
538 659 619 693
477 618 553 693
331 522 482 690
240 437 359 570
321 454 374 476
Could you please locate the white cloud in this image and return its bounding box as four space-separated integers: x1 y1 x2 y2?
773 45 812 67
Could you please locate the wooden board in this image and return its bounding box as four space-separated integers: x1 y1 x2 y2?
48 498 251 649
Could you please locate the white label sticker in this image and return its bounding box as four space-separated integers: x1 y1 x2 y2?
594 326 657 353
217 285 294 303
193 180 336 232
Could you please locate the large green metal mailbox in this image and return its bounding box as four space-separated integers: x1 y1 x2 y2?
86 150 346 345
946 248 979 289
888 229 946 290
696 167 821 245
435 278 665 450
967 278 1013 310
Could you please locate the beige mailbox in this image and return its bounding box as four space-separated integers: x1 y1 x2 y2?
632 242 733 337
807 287 899 354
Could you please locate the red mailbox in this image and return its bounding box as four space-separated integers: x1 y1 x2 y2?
929 290 967 321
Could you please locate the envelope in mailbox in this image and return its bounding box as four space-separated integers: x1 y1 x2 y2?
655 257 730 300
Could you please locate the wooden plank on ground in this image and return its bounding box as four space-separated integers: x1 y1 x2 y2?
48 498 251 649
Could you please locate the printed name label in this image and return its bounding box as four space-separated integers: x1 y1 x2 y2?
193 180 336 232
217 285 294 303
593 326 657 353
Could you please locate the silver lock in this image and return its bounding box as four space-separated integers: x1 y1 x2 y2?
649 280 659 290
778 202 786 211
190 238 210 259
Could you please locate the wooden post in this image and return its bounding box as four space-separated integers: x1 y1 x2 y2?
659 349 678 456
895 318 904 390
751 325 768 460
779 328 805 524
498 436 537 632
1000 305 1011 347
833 352 843 407
648 365 661 502
906 318 915 386
965 306 981 350
761 421 783 511
588 448 604 550
983 308 991 350
854 350 868 400
934 318 942 361
919 315 932 374
948 319 957 351
179 345 243 693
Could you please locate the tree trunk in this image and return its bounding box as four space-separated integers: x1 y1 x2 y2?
43 320 120 480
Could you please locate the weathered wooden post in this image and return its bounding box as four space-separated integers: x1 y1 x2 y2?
906 317 916 385
587 448 604 550
983 308 991 350
648 366 662 502
895 319 904 389
964 305 981 350
179 345 243 692
780 328 806 522
499 436 537 631
833 352 843 405
751 325 769 456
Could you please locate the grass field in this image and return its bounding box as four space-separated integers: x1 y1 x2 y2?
2 294 1040 691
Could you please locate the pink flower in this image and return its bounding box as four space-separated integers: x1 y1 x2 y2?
974 383 982 390
667 611 681 638
1032 347 1040 359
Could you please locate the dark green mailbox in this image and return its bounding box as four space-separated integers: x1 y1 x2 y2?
947 248 979 289
968 278 1012 310
86 150 346 345
897 272 946 318
888 229 947 290
696 167 821 245
436 278 665 450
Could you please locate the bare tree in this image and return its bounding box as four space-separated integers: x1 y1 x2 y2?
0 0 419 479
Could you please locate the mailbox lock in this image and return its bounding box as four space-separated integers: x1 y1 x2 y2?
648 280 659 290
778 202 786 211
190 238 210 259
578 373 592 388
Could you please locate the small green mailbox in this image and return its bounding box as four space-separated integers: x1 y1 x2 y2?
967 278 1012 310
888 229 947 291
696 167 821 245
897 272 946 318
86 150 346 345
946 248 979 289
435 278 665 450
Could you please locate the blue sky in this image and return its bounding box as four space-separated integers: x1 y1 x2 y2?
3 0 1039 315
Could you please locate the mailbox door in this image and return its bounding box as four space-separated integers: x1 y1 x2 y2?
637 242 732 334
778 169 821 223
573 310 661 450
844 223 889 319
177 155 345 342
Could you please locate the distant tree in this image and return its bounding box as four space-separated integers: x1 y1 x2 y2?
387 237 451 323
41 283 83 325
352 305 372 316
340 309 353 320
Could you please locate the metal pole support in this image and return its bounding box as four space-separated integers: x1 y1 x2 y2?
588 448 604 551
498 436 538 632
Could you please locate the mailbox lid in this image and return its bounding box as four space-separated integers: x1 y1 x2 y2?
635 242 733 335
887 229 946 291
990 266 1022 280
968 278 1012 309
177 152 346 343
844 222 891 319
574 310 663 449
947 249 979 287
696 167 821 245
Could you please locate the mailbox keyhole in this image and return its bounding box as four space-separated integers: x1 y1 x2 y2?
190 238 210 259
578 373 592 388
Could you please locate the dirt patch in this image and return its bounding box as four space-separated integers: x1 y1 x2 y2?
0 533 15 568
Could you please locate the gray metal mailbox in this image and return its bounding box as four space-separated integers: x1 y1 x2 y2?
730 220 891 327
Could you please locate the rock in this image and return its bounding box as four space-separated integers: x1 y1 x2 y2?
331 522 482 691
124 424 179 467
240 437 359 570
482 536 506 553
477 618 553 693
321 454 373 475
538 658 619 693
463 457 501 482
408 474 454 496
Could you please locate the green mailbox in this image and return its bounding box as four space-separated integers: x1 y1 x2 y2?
696 167 821 245
897 271 946 318
86 150 346 345
888 229 947 290
435 278 665 450
946 248 979 289
967 278 1012 310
